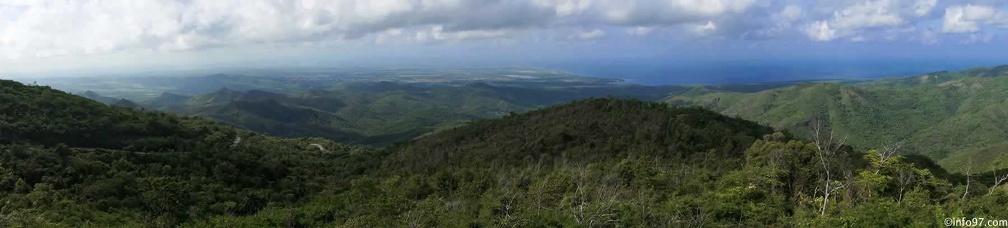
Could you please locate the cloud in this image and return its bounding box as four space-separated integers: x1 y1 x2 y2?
1 0 1007 60
692 21 719 35
0 0 761 59
625 26 656 36
805 21 837 41
829 0 904 30
0 0 561 59
776 5 803 22
799 0 920 41
571 29 605 40
912 0 937 16
590 0 756 25
942 4 1003 33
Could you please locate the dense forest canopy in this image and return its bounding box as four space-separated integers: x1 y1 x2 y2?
669 65 1008 172
2 79 1007 226
0 80 374 226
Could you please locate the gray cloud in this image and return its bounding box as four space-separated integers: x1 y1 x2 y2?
0 0 1006 59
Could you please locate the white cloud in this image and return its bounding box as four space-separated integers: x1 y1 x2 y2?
0 0 769 60
804 21 837 41
1 0 1006 61
942 5 1001 33
546 0 592 16
0 0 558 59
912 0 937 16
571 29 605 40
626 26 655 36
593 0 756 24
798 0 957 42
776 5 803 22
829 0 904 30
692 21 718 35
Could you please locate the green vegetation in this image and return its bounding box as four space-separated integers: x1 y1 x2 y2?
669 66 1008 172
4 67 1008 226
134 82 688 146
193 99 1008 227
0 80 373 226
857 65 1008 88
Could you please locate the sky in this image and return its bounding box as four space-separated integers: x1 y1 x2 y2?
1 0 1008 81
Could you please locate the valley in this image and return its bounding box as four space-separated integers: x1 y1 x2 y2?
38 68 693 146
671 65 1008 172
1 79 1006 226
6 1 1008 226
36 66 1008 173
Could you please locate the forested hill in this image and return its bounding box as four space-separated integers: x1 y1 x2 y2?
387 98 775 173
143 81 690 147
0 80 374 226
201 98 1006 227
2 80 1006 227
0 79 209 150
668 67 1008 172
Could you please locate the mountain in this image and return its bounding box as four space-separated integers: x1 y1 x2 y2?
3 81 1005 226
111 98 143 109
187 87 249 105
387 98 774 172
669 66 1008 172
858 65 1008 88
144 92 190 110
0 80 372 226
80 90 119 104
147 82 690 146
197 98 1005 227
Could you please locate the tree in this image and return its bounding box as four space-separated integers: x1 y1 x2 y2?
14 178 30 194
875 141 903 174
962 158 972 200
989 169 1008 196
810 117 847 216
895 165 916 203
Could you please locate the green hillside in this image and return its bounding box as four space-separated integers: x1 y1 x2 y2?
858 65 1008 88
669 66 1008 172
0 80 373 226
144 92 191 110
142 82 688 146
195 99 1007 227
2 81 1007 226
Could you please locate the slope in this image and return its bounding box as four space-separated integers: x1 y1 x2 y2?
0 80 373 226
669 68 1008 172
198 98 1005 227
151 82 689 146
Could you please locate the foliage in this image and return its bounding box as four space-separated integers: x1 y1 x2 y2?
194 99 1008 227
0 80 374 226
3 80 1006 226
671 68 1008 172
154 82 687 147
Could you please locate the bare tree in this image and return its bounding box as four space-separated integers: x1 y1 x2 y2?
569 166 622 227
896 167 916 203
989 168 1008 196
403 207 427 228
810 118 847 216
668 206 709 228
497 168 528 222
875 141 904 174
962 158 972 200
